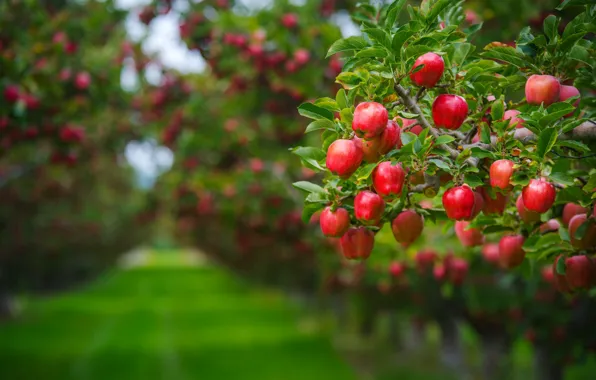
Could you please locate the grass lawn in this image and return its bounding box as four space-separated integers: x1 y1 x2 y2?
0 250 356 380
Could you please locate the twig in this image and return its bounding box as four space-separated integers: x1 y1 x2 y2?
464 126 477 144
415 87 426 102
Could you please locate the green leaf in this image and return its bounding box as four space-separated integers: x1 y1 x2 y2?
569 45 592 67
435 135 455 145
392 29 416 57
490 98 505 121
557 0 595 10
293 181 326 194
481 46 529 69
560 31 587 52
463 173 484 188
305 119 335 134
480 125 491 144
397 110 419 119
470 146 497 160
336 72 365 90
426 0 453 22
536 128 558 158
575 220 593 240
314 98 340 112
540 102 575 126
452 43 474 66
384 0 408 28
557 140 591 153
549 172 576 186
302 202 325 224
291 147 326 171
429 158 451 171
556 256 566 275
298 103 334 120
483 225 514 234
336 89 349 110
543 15 560 43
363 28 392 50
357 163 378 181
355 47 389 59
326 36 368 58
401 132 417 146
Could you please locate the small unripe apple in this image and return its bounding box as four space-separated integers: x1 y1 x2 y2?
503 110 524 129
539 219 561 234
565 255 594 290
455 221 484 247
516 194 541 223
372 161 405 199
562 203 587 226
354 190 385 225
569 214 596 250
498 235 526 269
522 179 556 214
377 120 402 153
432 94 468 130
410 52 445 88
389 261 405 277
340 227 374 260
391 210 424 246
442 184 476 220
481 243 500 265
490 159 514 189
558 85 580 117
525 74 560 106
352 102 388 139
320 206 350 237
326 139 363 178
478 187 508 215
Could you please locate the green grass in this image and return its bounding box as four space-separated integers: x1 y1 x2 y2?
0 251 356 380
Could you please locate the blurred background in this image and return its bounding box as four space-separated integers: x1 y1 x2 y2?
1 0 595 379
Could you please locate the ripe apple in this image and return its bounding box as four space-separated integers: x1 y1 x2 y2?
558 85 580 117
553 255 571 293
354 190 385 225
490 159 514 189
541 265 555 284
448 258 469 285
562 203 587 226
410 52 445 88
395 116 422 135
340 227 374 260
372 161 406 199
442 184 476 220
433 264 447 281
355 136 381 163
478 187 508 215
565 255 594 290
281 13 298 28
503 110 524 129
470 191 484 219
415 249 437 273
455 221 484 247
326 139 363 178
3 85 20 103
391 209 424 245
432 94 468 130
539 219 561 234
498 235 525 269
352 101 388 139
389 261 405 277
320 206 350 237
522 178 556 214
481 243 500 265
516 194 541 223
74 71 91 90
525 74 560 106
377 120 402 153
569 214 596 249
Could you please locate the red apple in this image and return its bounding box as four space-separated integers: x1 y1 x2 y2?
470 191 484 219
525 74 560 106
410 52 445 88
558 85 580 117
74 71 91 90
415 249 437 273
281 13 298 28
569 214 596 250
391 210 424 245
433 264 447 281
565 255 594 290
482 243 500 265
377 120 402 153
372 161 406 199
448 258 469 285
498 235 526 269
455 221 484 247
442 184 476 220
3 85 20 103
490 159 514 189
354 190 385 225
553 255 571 293
503 110 524 129
541 265 555 284
340 227 374 260
539 219 561 234
478 187 508 215
352 101 388 139
320 206 350 237
432 94 468 130
389 261 405 277
355 136 381 163
326 139 363 178
522 179 556 214
516 194 541 223
562 203 587 226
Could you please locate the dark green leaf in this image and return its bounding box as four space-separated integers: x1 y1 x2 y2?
384 0 408 28
326 36 368 58
556 256 566 275
557 0 595 10
357 163 378 181
291 147 326 171
426 0 453 22
363 28 392 50
575 220 593 240
429 158 451 170
481 46 529 69
543 15 560 43
355 47 389 58
557 140 591 153
435 135 455 145
569 45 592 67
314 97 340 112
302 202 325 224
490 98 505 121
298 103 334 120
336 89 349 109
336 72 365 90
537 128 558 158
293 181 326 194
305 119 335 133
452 43 474 66
392 29 415 57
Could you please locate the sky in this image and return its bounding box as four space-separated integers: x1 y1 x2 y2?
116 0 358 186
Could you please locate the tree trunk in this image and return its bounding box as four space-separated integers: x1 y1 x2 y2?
387 311 402 351
534 345 564 380
480 332 510 380
437 318 469 379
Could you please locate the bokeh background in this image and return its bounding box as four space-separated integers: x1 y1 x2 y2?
1 0 595 379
